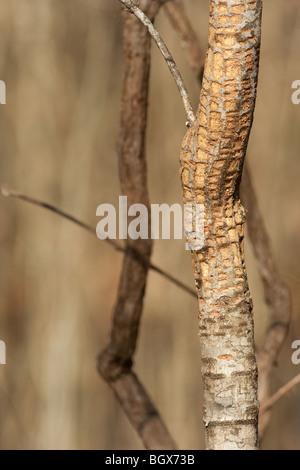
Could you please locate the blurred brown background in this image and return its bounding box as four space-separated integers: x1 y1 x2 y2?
0 0 299 450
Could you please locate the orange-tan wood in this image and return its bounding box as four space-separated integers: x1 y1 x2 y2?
180 0 263 450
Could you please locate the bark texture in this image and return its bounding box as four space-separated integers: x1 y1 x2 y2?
180 0 263 450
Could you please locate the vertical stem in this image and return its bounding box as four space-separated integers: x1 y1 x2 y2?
180 0 263 450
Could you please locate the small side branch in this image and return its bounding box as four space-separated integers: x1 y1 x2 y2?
260 374 300 416
118 0 195 126
1 186 122 250
1 186 197 299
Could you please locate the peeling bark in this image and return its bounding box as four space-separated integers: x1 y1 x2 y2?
180 0 263 450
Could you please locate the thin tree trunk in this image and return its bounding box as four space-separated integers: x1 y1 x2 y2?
180 0 263 450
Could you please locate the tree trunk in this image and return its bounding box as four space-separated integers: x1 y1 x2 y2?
180 0 263 450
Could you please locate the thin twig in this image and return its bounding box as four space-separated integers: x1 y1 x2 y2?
1 186 197 299
260 374 300 416
118 0 195 126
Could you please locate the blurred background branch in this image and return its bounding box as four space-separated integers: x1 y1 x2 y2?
1 186 197 298
97 0 177 450
118 0 195 125
164 0 293 443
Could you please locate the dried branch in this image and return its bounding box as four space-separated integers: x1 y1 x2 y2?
260 374 300 416
179 1 263 449
240 165 292 437
97 0 177 450
1 186 196 299
118 0 195 126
